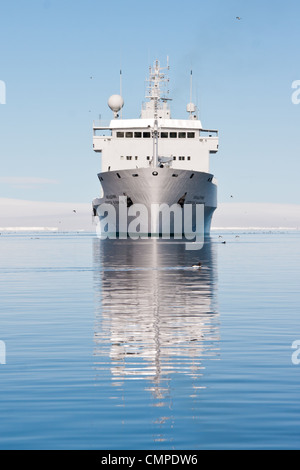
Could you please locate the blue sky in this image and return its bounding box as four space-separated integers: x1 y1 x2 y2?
0 0 300 205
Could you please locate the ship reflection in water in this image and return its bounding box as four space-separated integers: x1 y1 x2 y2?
93 238 219 441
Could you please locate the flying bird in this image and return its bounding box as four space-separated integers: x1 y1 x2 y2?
236 16 242 20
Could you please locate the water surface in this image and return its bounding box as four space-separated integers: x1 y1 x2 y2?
0 232 299 449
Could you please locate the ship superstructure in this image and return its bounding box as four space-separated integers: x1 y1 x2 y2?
92 60 219 236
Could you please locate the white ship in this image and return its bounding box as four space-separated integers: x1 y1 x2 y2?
92 60 219 237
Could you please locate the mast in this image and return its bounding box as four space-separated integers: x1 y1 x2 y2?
153 61 159 168
120 69 123 118
189 70 193 119
146 60 170 168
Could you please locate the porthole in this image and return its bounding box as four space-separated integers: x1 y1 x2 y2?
152 171 158 176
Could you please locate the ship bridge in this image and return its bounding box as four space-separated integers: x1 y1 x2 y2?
92 60 219 173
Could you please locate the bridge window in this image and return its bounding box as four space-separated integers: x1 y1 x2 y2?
161 132 168 138
187 132 195 138
170 132 177 138
126 156 132 160
178 132 186 138
134 132 142 138
117 132 124 138
143 132 151 138
126 132 133 138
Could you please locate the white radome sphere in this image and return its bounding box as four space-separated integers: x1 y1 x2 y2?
108 95 124 113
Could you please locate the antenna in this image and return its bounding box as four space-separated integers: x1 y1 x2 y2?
120 69 123 118
187 69 197 119
190 69 193 105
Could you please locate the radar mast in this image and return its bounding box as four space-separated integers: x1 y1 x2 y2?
145 59 170 167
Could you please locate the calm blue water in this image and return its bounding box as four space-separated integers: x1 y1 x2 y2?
0 231 299 450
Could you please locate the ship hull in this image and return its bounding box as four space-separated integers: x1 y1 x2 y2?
93 167 217 237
